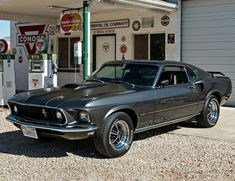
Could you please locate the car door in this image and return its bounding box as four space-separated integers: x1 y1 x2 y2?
154 65 201 124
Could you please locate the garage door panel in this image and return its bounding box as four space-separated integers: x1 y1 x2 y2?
182 35 235 43
222 72 235 78
183 27 235 36
183 13 235 22
183 4 235 15
184 58 235 65
182 50 235 57
183 0 235 7
192 64 235 72
183 19 235 29
182 42 235 50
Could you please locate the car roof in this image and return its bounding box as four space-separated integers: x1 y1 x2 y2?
104 60 191 67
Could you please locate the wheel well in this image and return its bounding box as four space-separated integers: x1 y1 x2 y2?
113 109 138 129
211 92 221 104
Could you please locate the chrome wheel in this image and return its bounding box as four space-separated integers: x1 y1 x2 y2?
109 119 131 151
207 99 219 125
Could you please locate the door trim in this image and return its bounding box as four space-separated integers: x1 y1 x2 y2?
135 113 200 134
92 34 116 71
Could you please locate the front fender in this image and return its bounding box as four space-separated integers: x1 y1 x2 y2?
104 105 137 120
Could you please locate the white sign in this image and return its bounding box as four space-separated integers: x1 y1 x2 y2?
74 41 82 64
91 19 130 30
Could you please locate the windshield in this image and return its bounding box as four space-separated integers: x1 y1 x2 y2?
88 63 159 86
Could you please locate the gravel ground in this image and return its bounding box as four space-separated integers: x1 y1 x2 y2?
0 108 234 181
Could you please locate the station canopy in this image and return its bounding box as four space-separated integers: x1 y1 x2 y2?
0 0 177 24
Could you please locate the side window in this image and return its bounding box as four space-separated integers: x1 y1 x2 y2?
157 66 189 86
185 67 197 82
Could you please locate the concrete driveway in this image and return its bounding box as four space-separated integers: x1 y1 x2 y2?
171 107 235 143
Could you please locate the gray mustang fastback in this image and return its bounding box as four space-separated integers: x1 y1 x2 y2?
6 60 232 157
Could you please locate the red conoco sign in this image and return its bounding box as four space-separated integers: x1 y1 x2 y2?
16 24 47 55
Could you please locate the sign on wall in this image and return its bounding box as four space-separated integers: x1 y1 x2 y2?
142 17 154 28
16 23 48 55
132 21 141 31
36 38 48 53
60 11 82 33
91 19 130 30
161 15 170 26
0 39 8 54
168 34 175 44
74 41 82 64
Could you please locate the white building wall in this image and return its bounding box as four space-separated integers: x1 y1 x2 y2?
91 10 178 61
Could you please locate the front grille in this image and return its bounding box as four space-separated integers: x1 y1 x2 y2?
8 102 66 125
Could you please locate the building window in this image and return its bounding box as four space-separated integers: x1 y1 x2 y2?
134 33 165 60
58 37 81 71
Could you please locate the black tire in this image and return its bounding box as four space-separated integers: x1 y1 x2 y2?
197 95 220 128
94 112 134 158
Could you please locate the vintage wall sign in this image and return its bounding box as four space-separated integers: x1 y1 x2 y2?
121 36 126 42
60 12 82 33
120 44 128 54
93 29 115 34
91 19 130 30
16 24 48 55
60 11 82 33
0 39 8 54
168 34 175 44
132 21 141 31
36 38 48 53
103 43 110 52
161 15 170 26
142 17 154 28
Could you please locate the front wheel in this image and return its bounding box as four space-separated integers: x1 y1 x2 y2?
197 95 220 128
94 112 134 158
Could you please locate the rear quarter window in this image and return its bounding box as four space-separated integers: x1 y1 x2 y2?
185 67 197 82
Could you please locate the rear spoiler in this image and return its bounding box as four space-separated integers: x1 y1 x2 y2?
208 71 225 77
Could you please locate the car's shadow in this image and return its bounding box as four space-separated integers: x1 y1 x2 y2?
0 121 200 159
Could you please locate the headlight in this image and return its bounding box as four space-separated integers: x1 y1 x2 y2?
13 105 18 114
56 111 63 121
79 111 91 123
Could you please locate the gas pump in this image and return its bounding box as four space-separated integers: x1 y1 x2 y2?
0 39 16 106
28 38 57 90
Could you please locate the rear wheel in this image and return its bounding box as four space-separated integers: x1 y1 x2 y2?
197 95 220 128
94 112 134 158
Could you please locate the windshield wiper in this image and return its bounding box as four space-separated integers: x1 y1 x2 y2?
86 79 105 83
110 80 135 88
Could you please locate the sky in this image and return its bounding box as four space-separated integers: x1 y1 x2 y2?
0 20 10 39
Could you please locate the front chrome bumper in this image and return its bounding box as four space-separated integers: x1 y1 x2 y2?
6 114 98 140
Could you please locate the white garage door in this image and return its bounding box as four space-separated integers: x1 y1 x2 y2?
182 0 235 106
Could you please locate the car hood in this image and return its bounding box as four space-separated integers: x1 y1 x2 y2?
10 82 137 108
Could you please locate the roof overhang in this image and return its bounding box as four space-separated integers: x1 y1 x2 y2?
0 0 178 24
